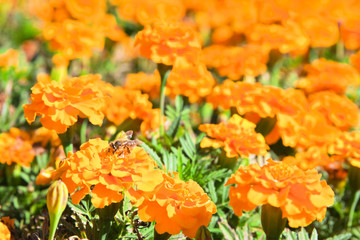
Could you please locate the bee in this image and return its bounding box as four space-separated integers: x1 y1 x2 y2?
108 130 141 157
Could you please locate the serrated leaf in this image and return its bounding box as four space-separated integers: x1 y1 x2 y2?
218 221 238 240
208 181 218 203
298 228 310 240
141 142 164 170
166 115 181 138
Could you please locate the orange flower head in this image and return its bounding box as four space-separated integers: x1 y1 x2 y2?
112 0 185 26
328 131 360 167
124 70 161 99
64 0 106 22
0 222 10 240
201 44 269 80
23 74 106 134
55 137 158 208
283 146 332 170
309 91 359 130
296 15 339 48
340 19 360 50
166 58 216 103
0 217 14 231
246 21 310 55
135 22 201 65
226 159 335 228
350 50 360 72
0 49 18 68
127 171 217 238
199 114 269 158
295 58 359 94
0 128 35 167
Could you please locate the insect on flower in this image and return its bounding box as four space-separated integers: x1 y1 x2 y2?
108 131 142 158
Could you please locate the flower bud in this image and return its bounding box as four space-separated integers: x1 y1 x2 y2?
47 180 68 240
261 204 287 240
195 225 212 240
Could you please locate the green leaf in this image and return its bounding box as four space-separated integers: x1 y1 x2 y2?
218 221 237 240
310 229 318 240
141 142 164 170
208 181 218 203
298 228 310 240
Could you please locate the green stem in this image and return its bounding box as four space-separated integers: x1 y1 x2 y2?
348 190 360 227
59 126 75 157
48 214 61 240
157 64 171 138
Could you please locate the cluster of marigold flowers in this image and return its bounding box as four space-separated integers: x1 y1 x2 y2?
2 0 360 238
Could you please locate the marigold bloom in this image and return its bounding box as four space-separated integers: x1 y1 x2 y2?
0 222 10 240
350 50 360 72
340 19 360 50
308 91 359 130
64 0 106 22
23 74 106 134
283 146 332 170
124 70 161 99
199 114 269 158
0 128 35 167
246 21 310 55
296 15 339 48
328 131 360 167
127 171 217 238
295 58 359 94
0 48 18 67
55 138 158 208
111 0 185 26
201 45 268 79
166 58 216 103
226 159 334 228
135 22 201 65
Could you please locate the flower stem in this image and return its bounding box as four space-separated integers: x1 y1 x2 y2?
59 126 75 157
157 63 171 137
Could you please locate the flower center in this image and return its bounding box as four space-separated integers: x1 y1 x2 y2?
267 162 293 181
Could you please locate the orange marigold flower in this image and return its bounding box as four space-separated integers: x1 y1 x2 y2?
246 21 310 55
23 74 106 134
308 91 359 130
166 58 216 103
0 128 35 167
111 0 185 26
54 138 158 208
32 127 61 147
0 48 18 68
0 217 14 232
135 22 201 65
64 0 106 22
277 110 341 148
124 70 161 99
0 222 10 240
340 19 360 50
283 146 332 170
295 58 359 94
350 50 360 72
201 44 268 80
296 15 339 48
127 171 217 238
226 159 335 228
199 114 269 158
328 131 360 167
207 80 305 119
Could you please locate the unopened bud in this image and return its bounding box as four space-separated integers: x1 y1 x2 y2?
195 225 212 240
47 180 68 240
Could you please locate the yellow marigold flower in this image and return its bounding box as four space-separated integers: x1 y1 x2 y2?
135 22 201 65
111 0 185 26
226 159 335 228
0 48 18 67
124 70 161 99
295 58 359 94
308 91 359 131
199 114 269 158
0 222 10 240
166 58 216 103
54 138 158 208
127 171 217 238
23 74 106 134
201 44 268 80
0 128 35 167
246 21 310 55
